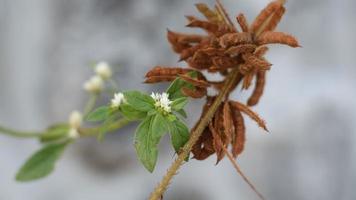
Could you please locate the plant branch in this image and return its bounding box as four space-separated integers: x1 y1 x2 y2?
149 68 241 200
78 117 131 137
84 94 98 117
0 125 43 138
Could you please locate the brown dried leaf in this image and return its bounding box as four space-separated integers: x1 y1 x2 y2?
247 71 266 106
242 71 255 89
243 54 272 71
257 31 300 47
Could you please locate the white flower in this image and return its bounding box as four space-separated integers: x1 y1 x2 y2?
83 75 104 93
95 61 112 79
68 111 82 139
151 92 172 113
69 110 83 129
68 128 79 139
111 92 125 108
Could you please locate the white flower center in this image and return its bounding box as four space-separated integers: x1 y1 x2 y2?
151 92 172 113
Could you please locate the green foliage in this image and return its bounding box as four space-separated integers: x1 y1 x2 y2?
169 119 190 153
166 71 196 100
40 124 69 143
16 141 70 181
123 91 155 111
86 106 110 122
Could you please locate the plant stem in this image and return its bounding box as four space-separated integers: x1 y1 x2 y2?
149 69 240 200
78 117 131 137
84 94 98 116
0 125 43 138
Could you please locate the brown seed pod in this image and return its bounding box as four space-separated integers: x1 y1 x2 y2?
211 56 239 70
195 3 221 23
145 66 192 78
231 106 246 157
187 20 219 34
181 86 207 98
167 30 192 53
247 71 266 106
257 31 300 47
215 0 236 31
225 44 256 56
192 126 215 160
242 71 255 89
263 6 286 32
219 32 253 48
250 1 283 34
144 76 177 83
230 101 268 131
223 101 234 144
236 13 249 32
209 122 225 163
254 46 269 57
178 74 210 88
238 63 254 75
180 43 208 61
243 54 272 71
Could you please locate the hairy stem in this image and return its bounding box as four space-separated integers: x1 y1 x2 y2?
0 125 43 138
149 69 240 200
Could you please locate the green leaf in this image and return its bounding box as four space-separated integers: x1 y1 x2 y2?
123 91 155 112
171 97 188 111
134 114 169 172
40 124 69 143
16 141 69 181
175 109 188 118
166 72 197 100
169 120 190 153
120 104 147 120
86 106 110 122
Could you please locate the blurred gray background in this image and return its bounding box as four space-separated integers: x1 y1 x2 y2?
0 0 355 199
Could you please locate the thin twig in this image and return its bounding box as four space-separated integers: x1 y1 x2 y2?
149 68 241 200
223 146 265 200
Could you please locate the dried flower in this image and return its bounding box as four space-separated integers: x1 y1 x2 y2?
145 0 299 163
68 110 82 139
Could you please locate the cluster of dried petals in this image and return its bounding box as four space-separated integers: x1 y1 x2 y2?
144 0 299 162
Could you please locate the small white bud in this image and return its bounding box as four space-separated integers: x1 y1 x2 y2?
69 110 82 129
111 92 125 108
95 62 112 79
68 128 79 139
83 75 104 93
